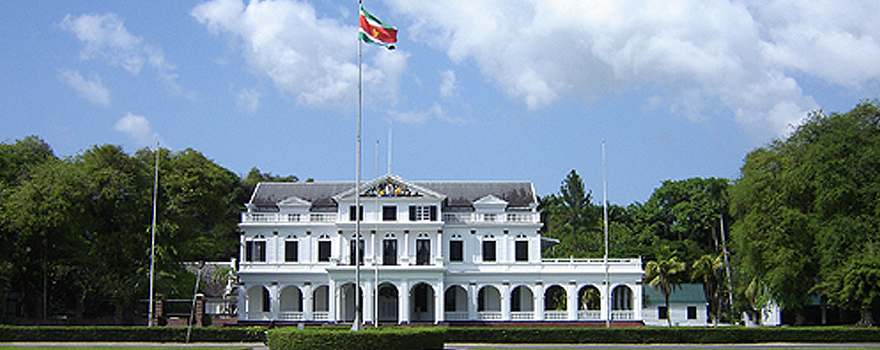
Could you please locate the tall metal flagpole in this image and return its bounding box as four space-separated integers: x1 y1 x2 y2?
603 139 610 328
374 139 380 327
148 143 159 327
352 0 364 331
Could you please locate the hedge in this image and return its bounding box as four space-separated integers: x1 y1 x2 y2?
0 326 267 343
444 326 880 344
266 327 445 350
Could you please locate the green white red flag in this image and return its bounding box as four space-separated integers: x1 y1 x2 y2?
359 5 397 50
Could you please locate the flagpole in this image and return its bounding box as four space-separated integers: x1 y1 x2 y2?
603 139 610 328
352 0 363 332
148 142 159 327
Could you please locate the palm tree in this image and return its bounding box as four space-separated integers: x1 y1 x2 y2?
692 253 724 325
645 245 686 326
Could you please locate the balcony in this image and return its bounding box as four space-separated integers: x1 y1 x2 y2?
241 212 336 223
442 212 538 224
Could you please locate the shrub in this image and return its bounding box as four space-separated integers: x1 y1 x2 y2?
267 327 445 350
0 326 266 343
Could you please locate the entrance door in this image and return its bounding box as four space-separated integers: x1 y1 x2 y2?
377 284 399 323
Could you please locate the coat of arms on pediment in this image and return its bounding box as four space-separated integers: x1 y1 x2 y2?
364 178 420 197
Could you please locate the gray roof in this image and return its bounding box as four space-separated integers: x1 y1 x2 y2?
644 284 707 305
249 176 536 211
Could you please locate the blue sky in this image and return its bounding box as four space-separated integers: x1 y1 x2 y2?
2 0 879 205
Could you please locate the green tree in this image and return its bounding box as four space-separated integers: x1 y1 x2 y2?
540 170 602 258
644 245 686 326
731 100 880 325
692 253 725 324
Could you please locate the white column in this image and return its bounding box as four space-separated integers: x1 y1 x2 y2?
303 284 313 321
435 231 444 265
534 283 544 321
436 280 445 323
364 281 375 325
468 283 478 320
270 284 280 320
237 284 247 321
501 283 511 321
329 280 337 322
399 280 410 323
567 283 577 320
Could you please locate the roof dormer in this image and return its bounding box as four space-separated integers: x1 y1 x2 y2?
473 194 508 212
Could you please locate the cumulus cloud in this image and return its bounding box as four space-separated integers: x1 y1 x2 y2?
114 112 162 146
191 0 406 110
59 13 191 98
58 70 110 106
386 0 880 139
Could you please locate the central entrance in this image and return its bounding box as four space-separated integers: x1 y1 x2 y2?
377 283 399 323
410 282 435 323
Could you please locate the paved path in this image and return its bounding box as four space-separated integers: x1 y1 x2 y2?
445 344 880 350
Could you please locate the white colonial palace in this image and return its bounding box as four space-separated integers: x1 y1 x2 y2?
236 174 643 324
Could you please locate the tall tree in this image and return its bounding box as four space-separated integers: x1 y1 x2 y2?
692 253 725 324
540 170 602 258
645 245 686 326
731 100 880 325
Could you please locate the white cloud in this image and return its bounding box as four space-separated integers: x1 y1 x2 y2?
386 0 880 139
114 112 161 146
439 70 456 97
59 13 191 98
235 87 261 114
192 0 407 110
58 70 110 106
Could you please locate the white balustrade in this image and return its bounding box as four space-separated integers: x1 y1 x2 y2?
611 311 634 320
578 310 601 320
279 311 304 321
478 311 502 320
511 311 534 320
544 311 568 320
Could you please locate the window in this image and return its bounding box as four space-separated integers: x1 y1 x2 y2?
245 240 266 262
482 240 496 262
658 306 668 320
285 240 298 262
449 241 463 262
383 239 397 265
382 206 397 221
409 205 437 221
318 241 331 262
687 306 697 320
349 205 363 221
349 239 364 266
416 239 430 265
515 240 528 262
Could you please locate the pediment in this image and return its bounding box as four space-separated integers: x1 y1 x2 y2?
333 174 446 201
474 194 508 211
278 196 311 208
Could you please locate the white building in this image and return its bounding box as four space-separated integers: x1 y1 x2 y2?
643 284 709 327
236 174 643 325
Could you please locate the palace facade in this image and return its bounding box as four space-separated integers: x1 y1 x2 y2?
236 174 643 324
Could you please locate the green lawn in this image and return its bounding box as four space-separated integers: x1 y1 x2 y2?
0 347 253 350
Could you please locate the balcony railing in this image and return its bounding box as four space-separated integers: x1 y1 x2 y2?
444 311 469 321
544 311 568 320
442 212 538 224
279 311 304 321
578 310 601 320
242 213 336 223
478 311 502 320
511 311 534 320
611 311 634 320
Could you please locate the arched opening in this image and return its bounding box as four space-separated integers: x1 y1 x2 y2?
340 283 363 322
544 285 567 311
410 282 435 323
279 286 303 320
511 285 534 320
477 285 501 320
577 285 601 320
377 283 399 323
246 285 270 320
612 285 634 320
444 285 468 320
312 285 330 321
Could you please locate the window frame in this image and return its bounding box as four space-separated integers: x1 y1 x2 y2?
482 239 496 262
284 240 298 262
317 240 332 262
382 205 397 221
449 240 463 262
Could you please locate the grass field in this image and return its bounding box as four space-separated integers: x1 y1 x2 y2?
0 347 253 350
